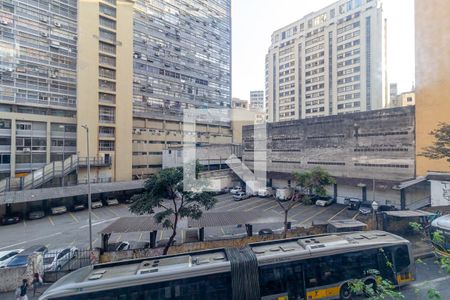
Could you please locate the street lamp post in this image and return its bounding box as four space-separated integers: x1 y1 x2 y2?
59 125 65 187
81 125 93 251
372 200 379 230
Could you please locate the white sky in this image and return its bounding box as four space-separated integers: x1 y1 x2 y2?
231 0 415 99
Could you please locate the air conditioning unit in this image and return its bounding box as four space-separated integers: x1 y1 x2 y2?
40 17 48 23
50 74 57 78
41 32 49 37
0 20 8 25
134 129 141 134
23 148 31 152
51 41 60 46
54 22 61 27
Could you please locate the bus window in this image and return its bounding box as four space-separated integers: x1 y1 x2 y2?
259 261 304 298
394 246 410 272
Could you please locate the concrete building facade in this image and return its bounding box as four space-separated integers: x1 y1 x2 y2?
266 0 384 122
250 90 264 111
242 107 421 208
0 0 232 185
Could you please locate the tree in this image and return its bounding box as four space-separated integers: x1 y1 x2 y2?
276 168 335 238
420 122 450 165
129 164 217 255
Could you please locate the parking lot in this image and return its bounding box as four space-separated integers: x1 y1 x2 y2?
0 193 361 252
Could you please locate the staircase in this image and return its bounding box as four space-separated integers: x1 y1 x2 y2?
0 155 113 193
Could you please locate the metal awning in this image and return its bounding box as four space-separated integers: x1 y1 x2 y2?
328 219 368 229
99 216 165 235
187 211 272 228
395 177 428 190
0 180 145 205
383 210 436 218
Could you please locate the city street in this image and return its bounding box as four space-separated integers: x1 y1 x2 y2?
0 193 359 252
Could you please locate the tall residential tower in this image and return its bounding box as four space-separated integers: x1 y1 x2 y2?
266 0 383 122
0 0 232 185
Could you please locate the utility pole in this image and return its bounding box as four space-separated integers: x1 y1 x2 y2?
82 125 93 251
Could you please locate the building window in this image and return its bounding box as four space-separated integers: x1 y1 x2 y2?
99 140 115 151
99 106 115 123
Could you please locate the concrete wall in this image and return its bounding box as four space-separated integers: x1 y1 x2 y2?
415 0 450 175
0 254 43 293
431 180 450 207
243 107 415 182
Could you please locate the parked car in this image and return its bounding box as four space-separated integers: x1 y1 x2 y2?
276 188 293 201
71 201 85 212
258 187 274 198
258 228 274 236
377 204 397 212
44 247 78 272
115 241 130 251
359 202 373 215
123 198 135 204
0 249 24 268
50 206 67 215
315 196 335 207
1 212 22 225
106 198 119 206
346 198 362 210
6 245 48 268
27 208 45 220
233 191 250 201
230 186 242 194
91 201 103 209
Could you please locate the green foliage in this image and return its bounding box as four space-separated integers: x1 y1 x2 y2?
293 167 335 197
349 276 404 300
129 163 217 254
420 122 450 164
409 221 424 233
427 288 442 300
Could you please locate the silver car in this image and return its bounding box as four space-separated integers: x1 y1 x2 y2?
44 247 78 272
0 249 24 268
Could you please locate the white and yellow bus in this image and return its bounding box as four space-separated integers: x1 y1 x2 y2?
40 231 415 300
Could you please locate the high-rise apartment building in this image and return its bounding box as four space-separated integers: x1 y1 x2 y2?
266 0 383 122
0 0 232 185
250 90 264 110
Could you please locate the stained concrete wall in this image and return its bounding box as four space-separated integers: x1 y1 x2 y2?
243 107 415 182
0 253 43 292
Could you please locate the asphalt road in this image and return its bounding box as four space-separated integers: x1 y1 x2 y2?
0 193 358 252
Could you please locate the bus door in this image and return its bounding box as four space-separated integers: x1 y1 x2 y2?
259 261 305 300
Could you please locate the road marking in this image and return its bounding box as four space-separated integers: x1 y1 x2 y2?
215 200 239 210
245 200 273 211
290 205 317 219
264 203 279 212
159 231 164 240
46 243 51 248
352 212 360 220
106 207 120 217
48 216 55 226
116 234 122 242
410 276 450 288
69 240 75 247
298 206 334 225
91 211 100 220
328 207 347 221
79 217 119 229
228 198 266 211
0 232 63 250
221 227 225 235
93 238 98 247
138 233 143 242
23 219 27 227
271 209 284 216
69 212 79 223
